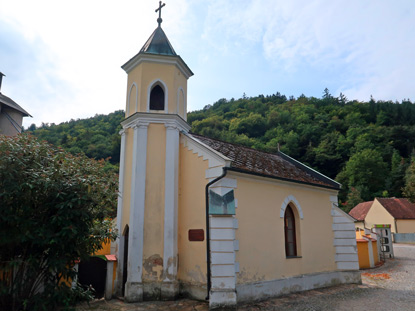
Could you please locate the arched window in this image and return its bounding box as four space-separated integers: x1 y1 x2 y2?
149 84 164 110
284 205 297 257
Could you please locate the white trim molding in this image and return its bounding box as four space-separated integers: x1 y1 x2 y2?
122 53 193 79
180 133 231 173
127 82 138 116
330 197 360 271
161 122 180 299
176 87 185 117
114 129 126 296
147 79 168 113
122 112 190 134
125 121 149 302
280 195 303 219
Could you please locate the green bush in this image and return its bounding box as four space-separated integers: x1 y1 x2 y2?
0 134 118 311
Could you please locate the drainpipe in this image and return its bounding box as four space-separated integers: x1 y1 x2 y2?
205 167 228 300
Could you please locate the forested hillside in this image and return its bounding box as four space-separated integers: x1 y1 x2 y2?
27 91 415 210
27 110 124 166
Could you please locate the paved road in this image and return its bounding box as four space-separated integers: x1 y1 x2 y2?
78 244 415 311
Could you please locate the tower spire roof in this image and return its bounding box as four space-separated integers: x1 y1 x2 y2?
139 1 176 56
140 27 176 56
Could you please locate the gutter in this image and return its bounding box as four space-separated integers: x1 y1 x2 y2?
205 167 228 300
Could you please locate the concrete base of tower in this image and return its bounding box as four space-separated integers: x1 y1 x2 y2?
161 280 180 300
124 282 143 302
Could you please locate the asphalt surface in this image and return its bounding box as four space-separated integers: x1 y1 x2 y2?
78 243 415 311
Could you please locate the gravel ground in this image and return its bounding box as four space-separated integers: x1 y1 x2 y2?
78 244 415 311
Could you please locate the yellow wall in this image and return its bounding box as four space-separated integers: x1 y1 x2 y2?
233 174 338 284
365 199 396 233
126 61 188 119
354 221 365 230
396 219 415 233
177 142 209 285
126 65 142 117
142 124 166 282
94 240 111 256
356 241 370 269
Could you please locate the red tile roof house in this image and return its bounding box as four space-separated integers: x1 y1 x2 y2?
349 198 415 241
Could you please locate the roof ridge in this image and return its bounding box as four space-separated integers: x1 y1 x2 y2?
190 132 282 157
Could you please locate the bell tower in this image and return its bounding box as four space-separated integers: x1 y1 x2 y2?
115 2 193 302
122 2 192 120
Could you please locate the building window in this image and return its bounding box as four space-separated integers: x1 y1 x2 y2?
150 84 164 110
284 205 297 257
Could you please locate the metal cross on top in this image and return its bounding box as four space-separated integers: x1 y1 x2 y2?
156 1 166 27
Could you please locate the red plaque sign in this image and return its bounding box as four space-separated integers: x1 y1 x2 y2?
188 229 204 241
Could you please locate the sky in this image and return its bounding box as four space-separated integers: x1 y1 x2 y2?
1 0 415 128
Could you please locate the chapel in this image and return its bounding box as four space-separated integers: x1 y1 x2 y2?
114 3 360 309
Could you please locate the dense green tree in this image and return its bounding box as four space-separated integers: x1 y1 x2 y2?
0 134 118 311
337 149 388 201
343 187 364 212
386 150 407 197
403 158 415 202
27 110 124 165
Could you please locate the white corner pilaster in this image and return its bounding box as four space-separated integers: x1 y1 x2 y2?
330 196 360 271
209 215 237 309
105 260 115 300
161 122 180 299
209 178 238 309
115 129 126 295
125 122 148 302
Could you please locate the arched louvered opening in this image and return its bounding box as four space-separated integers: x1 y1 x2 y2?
149 84 165 110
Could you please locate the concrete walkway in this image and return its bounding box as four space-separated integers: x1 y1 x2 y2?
77 244 415 311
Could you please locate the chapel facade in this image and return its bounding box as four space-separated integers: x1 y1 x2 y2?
114 4 361 309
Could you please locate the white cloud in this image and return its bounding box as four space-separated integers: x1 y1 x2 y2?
0 0 414 128
196 0 415 101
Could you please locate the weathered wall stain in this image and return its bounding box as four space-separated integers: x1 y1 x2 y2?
186 265 206 283
162 256 177 281
143 254 163 281
237 267 266 284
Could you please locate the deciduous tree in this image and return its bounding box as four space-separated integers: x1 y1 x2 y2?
0 134 118 311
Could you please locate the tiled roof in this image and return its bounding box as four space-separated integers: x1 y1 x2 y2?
349 201 373 221
377 198 415 219
0 92 31 116
190 133 340 189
